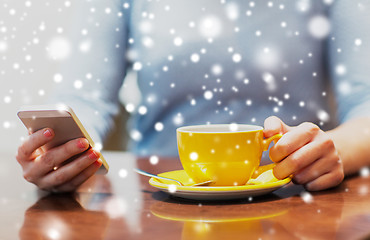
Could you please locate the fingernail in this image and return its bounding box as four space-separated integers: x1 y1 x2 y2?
43 129 52 138
77 139 89 149
94 158 102 167
89 150 99 160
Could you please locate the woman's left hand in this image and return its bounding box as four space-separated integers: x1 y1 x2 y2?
264 116 344 191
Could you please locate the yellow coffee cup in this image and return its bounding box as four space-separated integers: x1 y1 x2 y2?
176 124 282 186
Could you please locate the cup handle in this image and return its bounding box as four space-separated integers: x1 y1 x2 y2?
252 133 283 178
262 133 283 151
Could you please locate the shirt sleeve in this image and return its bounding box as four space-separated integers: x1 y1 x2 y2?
49 0 130 146
329 0 370 123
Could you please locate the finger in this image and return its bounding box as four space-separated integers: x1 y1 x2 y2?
31 138 90 177
16 128 54 163
53 159 102 192
263 116 291 138
304 168 344 191
269 122 320 163
293 153 341 185
36 149 100 189
272 140 324 179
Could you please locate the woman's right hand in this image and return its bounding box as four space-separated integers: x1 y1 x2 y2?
16 128 102 192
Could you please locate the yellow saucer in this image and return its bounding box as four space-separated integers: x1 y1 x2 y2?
149 169 291 200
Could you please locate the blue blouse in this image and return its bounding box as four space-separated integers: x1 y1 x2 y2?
51 0 370 156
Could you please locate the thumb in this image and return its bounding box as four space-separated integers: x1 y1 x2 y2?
263 116 291 138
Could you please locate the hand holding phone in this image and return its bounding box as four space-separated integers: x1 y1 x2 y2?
16 104 109 192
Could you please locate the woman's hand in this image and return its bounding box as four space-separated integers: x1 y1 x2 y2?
16 128 102 192
264 116 344 191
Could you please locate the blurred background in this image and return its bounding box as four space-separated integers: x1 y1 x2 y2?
0 1 134 153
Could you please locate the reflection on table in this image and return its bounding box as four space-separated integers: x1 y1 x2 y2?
0 151 370 240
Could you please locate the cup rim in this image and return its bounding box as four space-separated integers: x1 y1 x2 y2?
176 124 263 133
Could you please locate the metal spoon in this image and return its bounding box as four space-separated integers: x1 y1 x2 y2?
134 168 214 186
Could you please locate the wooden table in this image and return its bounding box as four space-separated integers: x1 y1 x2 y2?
1 151 370 240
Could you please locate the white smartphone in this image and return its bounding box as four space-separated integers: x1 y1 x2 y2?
17 104 109 174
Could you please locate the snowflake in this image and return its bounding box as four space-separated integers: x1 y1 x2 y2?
138 106 147 115
47 37 71 60
130 129 142 141
229 123 238 131
149 155 159 165
168 184 177 193
133 62 143 71
47 229 60 240
296 0 311 12
211 64 223 75
39 22 46 31
74 80 83 89
9 9 16 16
105 8 112 14
139 21 152 34
225 2 239 20
335 64 347 76
142 37 154 48
173 113 184 126
104 198 127 218
323 0 334 5
53 73 63 83
359 185 368 195
198 15 222 38
262 72 276 92
118 168 128 178
125 103 135 113
232 53 242 63
256 47 279 69
300 191 313 203
317 110 330 122
94 142 103 151
13 63 20 70
173 37 183 46
338 81 351 95
79 40 91 53
308 15 331 39
204 90 213 100
360 167 370 177
354 38 362 46
3 96 11 104
38 89 45 96
3 121 11 129
190 53 200 63
190 152 198 161
154 122 164 131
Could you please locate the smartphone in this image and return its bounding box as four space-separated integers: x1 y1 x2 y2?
17 104 109 174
